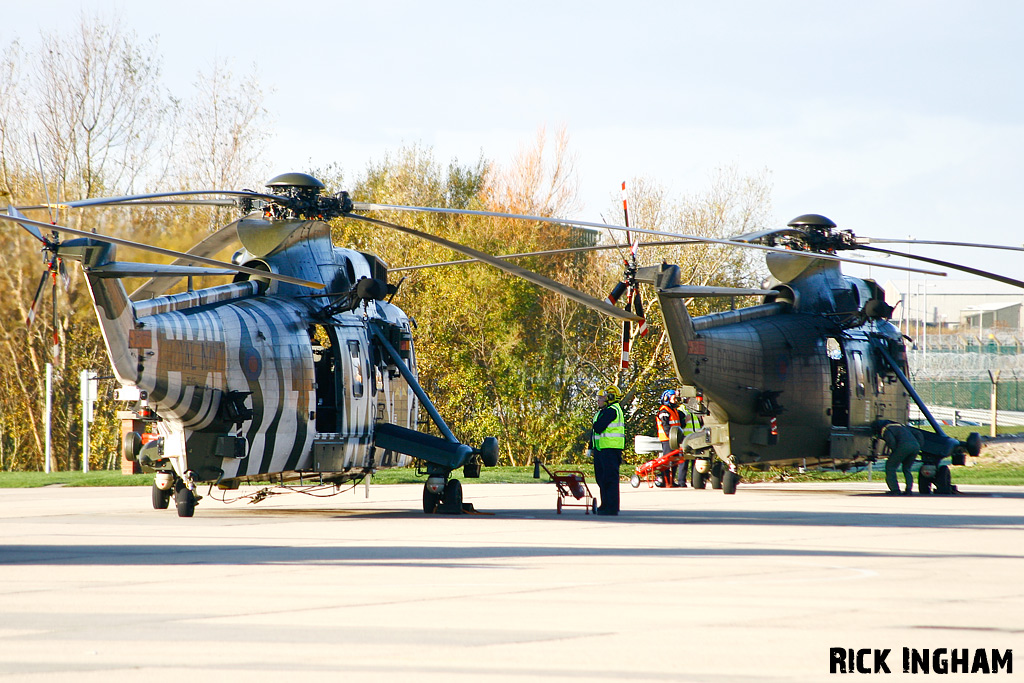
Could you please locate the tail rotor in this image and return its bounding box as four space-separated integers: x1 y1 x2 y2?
11 205 68 361
606 182 649 370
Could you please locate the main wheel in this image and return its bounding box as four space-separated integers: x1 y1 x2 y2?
710 461 724 489
174 488 196 518
629 473 641 488
423 484 442 513
152 483 171 510
918 469 934 495
441 478 463 513
722 469 739 495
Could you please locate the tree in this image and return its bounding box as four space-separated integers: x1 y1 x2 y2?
33 13 167 198
0 15 271 470
604 167 773 454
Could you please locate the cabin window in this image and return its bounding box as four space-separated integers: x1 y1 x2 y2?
826 337 842 360
348 340 364 397
851 350 866 398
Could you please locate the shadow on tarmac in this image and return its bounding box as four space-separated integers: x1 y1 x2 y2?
3 539 1023 567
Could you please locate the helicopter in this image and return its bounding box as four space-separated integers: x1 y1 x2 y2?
5 172 1015 512
617 213 1024 495
4 171 669 517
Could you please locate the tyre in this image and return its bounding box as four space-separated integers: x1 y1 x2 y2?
479 436 499 467
557 497 562 514
692 469 706 489
723 469 739 495
152 483 171 510
918 470 933 495
423 484 442 513
710 461 724 489
629 473 641 488
441 478 463 513
174 488 196 518
934 465 952 495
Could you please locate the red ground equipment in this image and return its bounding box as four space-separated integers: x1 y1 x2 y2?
630 447 685 488
541 463 596 514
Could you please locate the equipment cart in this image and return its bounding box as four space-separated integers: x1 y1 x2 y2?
541 463 596 514
630 448 685 488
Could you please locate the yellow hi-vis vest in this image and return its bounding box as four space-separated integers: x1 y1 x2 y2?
593 402 625 450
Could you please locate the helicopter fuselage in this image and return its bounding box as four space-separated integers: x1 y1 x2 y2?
645 255 962 473
73 216 482 498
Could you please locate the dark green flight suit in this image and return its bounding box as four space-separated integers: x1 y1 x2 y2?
880 423 924 494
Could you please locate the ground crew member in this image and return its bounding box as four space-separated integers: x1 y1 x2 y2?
873 419 924 495
656 389 682 487
591 385 625 515
656 390 702 487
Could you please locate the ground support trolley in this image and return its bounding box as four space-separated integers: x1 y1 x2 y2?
541 463 596 514
630 448 685 488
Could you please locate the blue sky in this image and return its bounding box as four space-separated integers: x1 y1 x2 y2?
5 0 1023 282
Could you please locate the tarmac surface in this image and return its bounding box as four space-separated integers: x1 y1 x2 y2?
1 479 1022 682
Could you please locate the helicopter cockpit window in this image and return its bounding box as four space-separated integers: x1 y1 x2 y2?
851 350 866 398
348 340 364 397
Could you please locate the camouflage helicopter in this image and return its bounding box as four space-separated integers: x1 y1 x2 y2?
4 172 659 517
5 173 1016 514
609 214 1024 495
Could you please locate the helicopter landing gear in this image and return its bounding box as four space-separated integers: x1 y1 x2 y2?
174 488 197 517
918 464 954 495
422 477 463 514
709 460 724 490
151 471 174 510
722 468 740 495
152 483 171 509
172 471 200 517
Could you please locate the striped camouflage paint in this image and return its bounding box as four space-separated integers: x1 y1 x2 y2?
82 218 418 483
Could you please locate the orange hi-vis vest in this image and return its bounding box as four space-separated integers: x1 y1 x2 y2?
657 404 681 441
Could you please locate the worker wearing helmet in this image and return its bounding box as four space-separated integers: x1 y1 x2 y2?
591 384 625 515
656 390 682 487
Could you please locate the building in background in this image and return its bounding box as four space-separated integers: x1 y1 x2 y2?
883 279 1024 340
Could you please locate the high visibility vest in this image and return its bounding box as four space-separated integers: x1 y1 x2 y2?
658 405 700 441
656 404 681 441
593 402 625 450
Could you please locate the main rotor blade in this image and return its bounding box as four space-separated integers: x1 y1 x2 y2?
58 189 277 209
390 239 698 272
352 203 947 276
6 206 46 243
860 237 1024 252
91 264 240 278
728 227 805 243
130 220 242 300
857 245 1024 289
0 213 323 290
346 214 642 322
25 270 49 328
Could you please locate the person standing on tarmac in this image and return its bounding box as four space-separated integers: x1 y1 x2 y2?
591 385 625 515
873 419 924 495
656 390 682 487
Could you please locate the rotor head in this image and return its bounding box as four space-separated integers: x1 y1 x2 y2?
265 172 326 193
786 214 837 230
